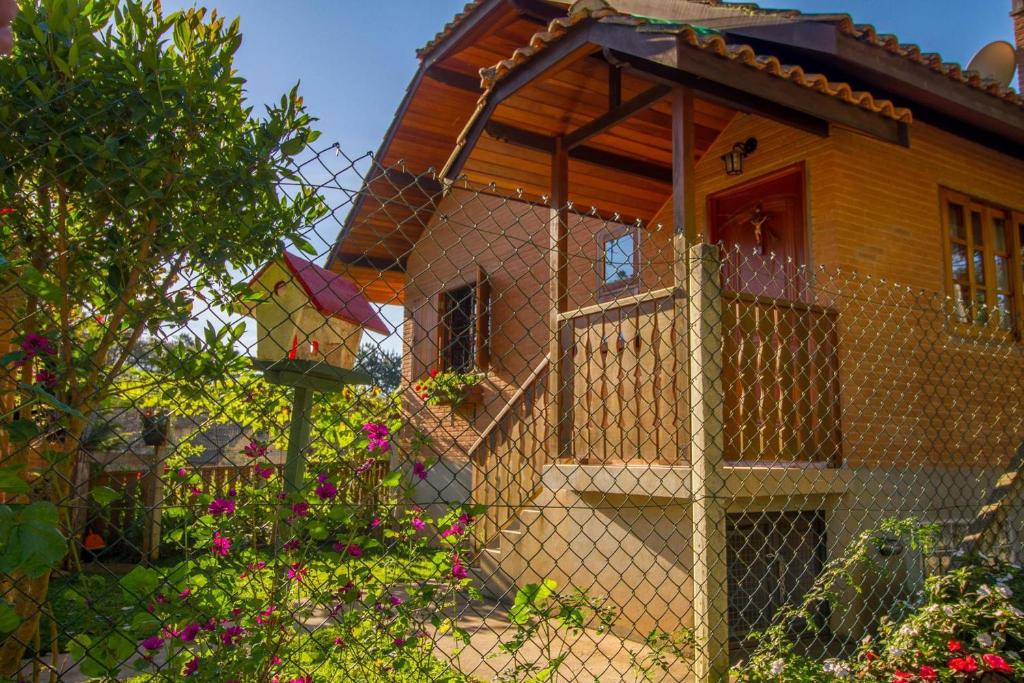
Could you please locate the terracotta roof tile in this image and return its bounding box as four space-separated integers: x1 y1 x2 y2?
836 19 1024 108
477 6 913 123
418 0 488 59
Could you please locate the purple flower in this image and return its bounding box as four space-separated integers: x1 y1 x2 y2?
211 532 231 557
243 440 268 459
411 517 426 532
176 468 188 478
180 623 200 642
370 517 381 529
140 635 164 651
315 481 338 501
20 332 55 358
282 539 300 551
255 464 274 479
220 625 244 646
287 563 307 583
362 422 391 453
34 369 58 390
334 543 362 557
208 498 235 516
452 553 469 580
441 523 464 538
184 657 200 677
179 587 191 599
389 594 402 606
393 637 406 647
412 461 428 481
291 502 310 518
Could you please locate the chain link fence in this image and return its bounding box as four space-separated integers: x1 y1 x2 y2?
0 6 1022 679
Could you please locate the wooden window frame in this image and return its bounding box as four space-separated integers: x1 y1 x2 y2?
434 266 491 373
940 188 1024 341
596 224 641 301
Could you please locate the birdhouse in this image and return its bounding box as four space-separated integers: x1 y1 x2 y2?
241 252 389 370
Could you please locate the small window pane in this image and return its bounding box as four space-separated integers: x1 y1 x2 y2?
951 243 968 282
974 291 988 324
995 254 1010 290
996 294 1014 331
973 250 985 285
993 216 1007 252
604 233 635 284
948 203 966 240
971 211 983 246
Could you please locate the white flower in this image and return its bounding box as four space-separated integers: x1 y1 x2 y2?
1010 605 1024 619
899 624 918 637
976 632 994 648
995 584 1013 599
769 659 785 675
978 584 993 598
823 659 852 678
943 605 956 617
889 647 905 657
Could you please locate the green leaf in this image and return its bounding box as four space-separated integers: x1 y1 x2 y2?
18 266 61 305
2 419 40 444
120 565 159 599
381 470 402 488
0 602 20 633
280 137 305 156
89 485 121 506
0 351 25 367
19 383 83 418
0 465 29 495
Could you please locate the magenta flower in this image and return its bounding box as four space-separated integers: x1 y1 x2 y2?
334 543 362 557
220 625 244 646
411 517 426 532
362 422 391 452
34 369 58 390
441 522 464 538
393 637 406 647
180 623 200 642
243 440 268 458
140 635 164 651
370 517 381 529
287 563 307 583
291 502 310 518
255 464 274 479
389 594 402 606
256 605 277 625
282 539 300 551
179 587 191 599
208 498 235 516
211 532 231 557
315 481 338 501
452 553 469 580
20 332 55 358
176 468 188 478
412 461 428 480
184 657 200 677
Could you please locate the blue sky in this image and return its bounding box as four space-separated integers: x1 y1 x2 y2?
161 1 1019 350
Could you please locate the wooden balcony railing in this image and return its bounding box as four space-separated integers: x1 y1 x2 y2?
721 292 841 465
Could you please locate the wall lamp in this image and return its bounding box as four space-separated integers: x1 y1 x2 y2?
721 137 758 176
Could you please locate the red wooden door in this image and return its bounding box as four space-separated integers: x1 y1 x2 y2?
708 165 807 301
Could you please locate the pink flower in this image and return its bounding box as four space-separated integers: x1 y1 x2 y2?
412 461 428 480
370 517 381 529
176 468 188 478
451 553 469 580
335 543 362 557
315 481 338 501
255 464 274 479
362 422 391 452
441 523 464 538
184 657 200 677
389 594 402 606
220 625 244 646
411 517 426 532
180 623 200 642
34 369 58 390
208 498 235 516
291 502 310 518
140 635 164 651
256 605 277 625
178 587 191 599
981 654 1013 674
283 539 301 551
243 440 268 459
211 532 231 557
287 563 307 583
20 332 55 358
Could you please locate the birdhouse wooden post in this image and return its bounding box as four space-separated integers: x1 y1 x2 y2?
241 251 389 493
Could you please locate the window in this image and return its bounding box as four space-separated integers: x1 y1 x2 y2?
941 190 1024 337
597 226 639 299
436 267 491 372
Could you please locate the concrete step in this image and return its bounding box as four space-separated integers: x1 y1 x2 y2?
473 547 518 604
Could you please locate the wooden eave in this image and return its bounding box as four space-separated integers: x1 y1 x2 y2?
725 21 1024 158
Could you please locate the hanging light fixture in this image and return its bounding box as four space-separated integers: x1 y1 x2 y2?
721 137 758 176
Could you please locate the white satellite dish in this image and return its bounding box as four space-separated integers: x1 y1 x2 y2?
966 40 1016 88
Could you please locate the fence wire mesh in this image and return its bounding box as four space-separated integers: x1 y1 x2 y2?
2 51 1024 683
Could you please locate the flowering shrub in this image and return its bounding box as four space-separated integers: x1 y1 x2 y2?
414 367 483 406
735 518 1024 682
68 419 481 682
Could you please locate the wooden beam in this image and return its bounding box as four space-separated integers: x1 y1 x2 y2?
485 121 673 183
566 84 671 149
507 0 566 24
549 136 573 462
671 87 697 243
332 253 407 273
425 65 480 92
608 63 622 109
727 22 1024 148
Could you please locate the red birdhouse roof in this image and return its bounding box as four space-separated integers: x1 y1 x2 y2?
252 251 389 336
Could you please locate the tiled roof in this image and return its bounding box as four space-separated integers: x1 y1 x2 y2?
418 0 488 58
834 18 1024 109
477 4 913 123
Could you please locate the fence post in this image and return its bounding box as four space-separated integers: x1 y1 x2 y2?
548 135 573 462
687 242 730 683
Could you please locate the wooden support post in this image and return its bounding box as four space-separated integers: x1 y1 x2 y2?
672 87 697 244
283 386 314 494
549 136 573 461
141 444 164 563
688 243 730 683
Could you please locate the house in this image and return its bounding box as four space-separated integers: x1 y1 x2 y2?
328 1 1024 677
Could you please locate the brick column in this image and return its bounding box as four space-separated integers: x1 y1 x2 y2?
1014 0 1024 90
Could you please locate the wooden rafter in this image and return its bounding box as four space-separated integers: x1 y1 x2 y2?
565 84 671 149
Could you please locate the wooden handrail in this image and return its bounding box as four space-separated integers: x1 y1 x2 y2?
557 287 677 322
722 290 835 317
467 356 550 461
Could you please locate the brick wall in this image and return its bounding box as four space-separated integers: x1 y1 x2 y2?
1014 0 1024 90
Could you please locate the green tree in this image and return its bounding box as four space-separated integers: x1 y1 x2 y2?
355 343 402 393
0 0 324 672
